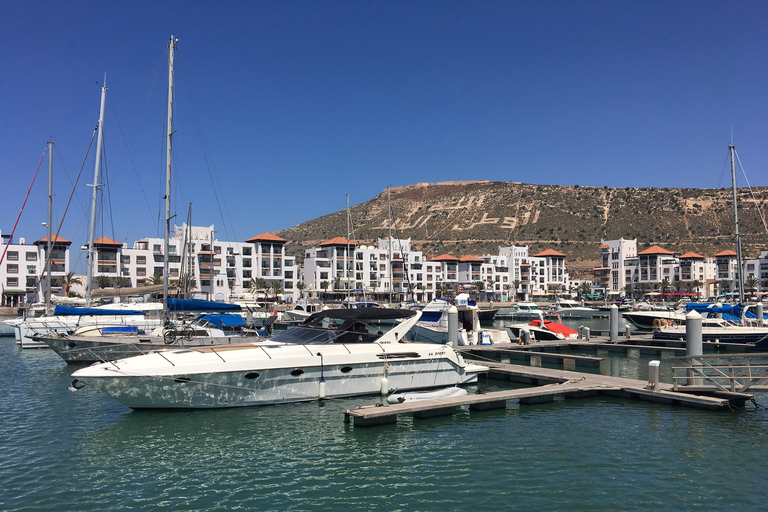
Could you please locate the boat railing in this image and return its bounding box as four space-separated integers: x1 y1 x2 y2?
670 353 768 392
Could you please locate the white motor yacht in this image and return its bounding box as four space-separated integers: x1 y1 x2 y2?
69 308 488 409
406 294 512 345
548 299 598 319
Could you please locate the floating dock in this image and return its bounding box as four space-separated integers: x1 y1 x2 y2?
344 359 754 428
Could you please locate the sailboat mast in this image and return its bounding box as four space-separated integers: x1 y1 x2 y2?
729 144 744 305
46 141 52 314
85 78 107 307
163 35 177 320
388 186 392 304
346 193 351 301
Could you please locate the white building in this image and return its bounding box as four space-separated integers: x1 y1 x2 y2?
86 225 298 303
1 232 71 307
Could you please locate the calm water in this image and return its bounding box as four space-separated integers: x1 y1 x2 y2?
3 336 768 511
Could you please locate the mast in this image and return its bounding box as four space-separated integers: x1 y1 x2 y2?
346 193 351 302
388 186 392 304
45 141 52 314
163 35 177 320
729 144 744 305
85 78 107 307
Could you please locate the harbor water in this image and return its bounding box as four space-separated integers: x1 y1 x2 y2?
2 333 768 511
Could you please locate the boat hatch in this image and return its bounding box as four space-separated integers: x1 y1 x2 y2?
244 372 260 379
340 366 353 373
290 369 304 376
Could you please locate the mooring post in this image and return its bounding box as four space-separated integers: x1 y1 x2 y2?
447 305 458 347
624 324 631 340
609 304 619 343
686 309 703 386
647 360 660 390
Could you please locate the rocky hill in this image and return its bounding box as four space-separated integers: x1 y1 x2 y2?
276 181 768 279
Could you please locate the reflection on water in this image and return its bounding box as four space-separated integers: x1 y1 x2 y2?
2 338 768 511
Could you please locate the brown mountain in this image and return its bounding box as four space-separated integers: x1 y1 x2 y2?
276 181 768 279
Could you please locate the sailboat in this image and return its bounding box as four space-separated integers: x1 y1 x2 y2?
653 144 768 348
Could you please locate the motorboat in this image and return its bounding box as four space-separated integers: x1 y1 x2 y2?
282 298 325 322
35 313 263 364
405 294 512 345
547 299 598 319
621 308 687 330
69 307 489 409
507 318 579 342
652 317 768 348
495 302 545 320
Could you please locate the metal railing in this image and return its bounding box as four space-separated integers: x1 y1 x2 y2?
671 353 768 392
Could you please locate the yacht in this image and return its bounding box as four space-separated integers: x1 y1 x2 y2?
496 302 545 321
548 299 598 319
507 318 579 342
282 298 326 322
405 294 512 345
69 307 488 409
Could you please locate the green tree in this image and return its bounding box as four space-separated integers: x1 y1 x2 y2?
659 278 671 296
624 282 634 299
270 280 284 304
148 272 164 285
113 276 130 288
745 275 760 295
95 275 111 289
690 279 703 299
718 279 732 297
57 272 82 296
296 281 305 299
512 279 521 301
249 277 266 297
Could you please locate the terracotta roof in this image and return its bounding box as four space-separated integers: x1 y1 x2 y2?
430 254 459 262
34 235 71 245
598 244 610 249
459 255 484 262
679 252 705 259
320 236 355 247
534 249 566 257
93 236 122 246
246 232 286 243
637 245 675 256
714 249 737 257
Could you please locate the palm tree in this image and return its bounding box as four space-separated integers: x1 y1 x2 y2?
113 276 130 289
659 278 671 297
690 279 703 299
333 276 342 293
474 280 485 301
270 280 283 304
296 281 305 299
503 284 511 301
148 272 164 286
578 281 592 298
177 273 197 298
624 283 634 299
57 272 82 297
718 279 732 298
249 277 266 298
512 279 521 301
95 275 111 289
745 275 760 296
672 280 684 299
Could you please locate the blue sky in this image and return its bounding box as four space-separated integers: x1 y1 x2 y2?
2 1 767 273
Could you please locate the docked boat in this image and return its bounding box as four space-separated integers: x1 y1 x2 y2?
35 312 260 364
283 298 325 322
405 294 512 345
387 386 468 404
547 299 598 319
621 308 687 330
69 307 489 409
652 317 768 348
495 302 545 320
507 318 579 342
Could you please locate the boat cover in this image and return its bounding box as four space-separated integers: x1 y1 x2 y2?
167 298 241 312
53 305 145 316
304 307 416 324
196 314 245 329
528 319 579 337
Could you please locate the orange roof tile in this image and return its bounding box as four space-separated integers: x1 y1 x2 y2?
714 249 737 257
459 255 484 262
34 234 71 245
637 245 675 256
320 236 355 247
679 252 705 259
93 236 122 246
430 254 459 262
534 249 566 257
246 232 286 243
599 244 610 249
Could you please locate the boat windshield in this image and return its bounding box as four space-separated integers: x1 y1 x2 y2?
270 323 383 345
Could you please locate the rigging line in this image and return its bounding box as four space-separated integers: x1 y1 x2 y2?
52 140 89 220
733 150 768 235
178 64 235 242
34 128 98 289
106 93 156 235
0 147 46 268
100 134 117 242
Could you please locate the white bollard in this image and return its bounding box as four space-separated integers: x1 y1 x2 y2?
584 327 590 341
447 305 458 348
624 324 631 340
647 360 660 390
686 310 703 386
609 304 619 343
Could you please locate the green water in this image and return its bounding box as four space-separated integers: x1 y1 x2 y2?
2 340 768 511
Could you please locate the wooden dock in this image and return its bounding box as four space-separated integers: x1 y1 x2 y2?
344 360 754 428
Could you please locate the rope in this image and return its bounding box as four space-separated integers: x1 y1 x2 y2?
0 147 46 268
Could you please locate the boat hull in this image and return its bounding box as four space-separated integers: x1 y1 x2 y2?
71 341 487 409
621 311 685 330
652 328 768 348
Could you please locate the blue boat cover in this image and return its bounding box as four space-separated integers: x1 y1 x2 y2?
53 305 145 316
167 298 241 312
197 314 244 329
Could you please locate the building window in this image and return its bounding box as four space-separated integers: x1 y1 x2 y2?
243 270 252 278
7 251 18 261
169 268 179 277
7 277 18 287
26 252 37 261
242 247 252 256
137 256 146 264
137 268 146 276
121 255 130 264
7 264 18 273
243 258 251 268
153 244 161 253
